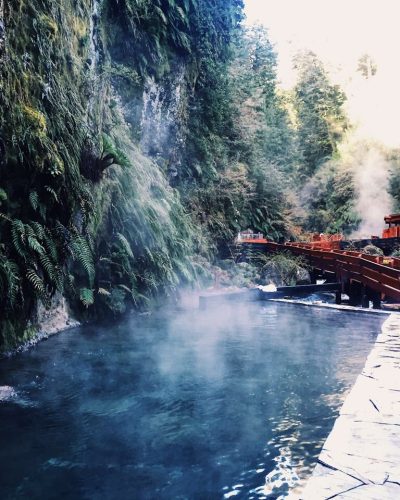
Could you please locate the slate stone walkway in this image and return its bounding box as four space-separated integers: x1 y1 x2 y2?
301 313 400 499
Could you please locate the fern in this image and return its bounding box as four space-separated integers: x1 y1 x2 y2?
154 6 168 24
30 221 45 240
11 220 27 259
29 191 39 211
102 134 130 168
39 253 56 281
26 269 46 296
116 233 134 258
44 185 59 203
0 188 7 203
117 283 134 296
70 235 95 285
80 287 94 307
42 231 59 261
0 257 20 306
26 233 45 255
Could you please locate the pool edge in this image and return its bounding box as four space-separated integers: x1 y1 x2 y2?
300 313 400 499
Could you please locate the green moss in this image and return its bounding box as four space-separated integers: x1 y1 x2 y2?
38 14 59 38
0 319 37 354
22 105 47 135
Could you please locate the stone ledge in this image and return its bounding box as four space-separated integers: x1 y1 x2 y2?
301 314 400 499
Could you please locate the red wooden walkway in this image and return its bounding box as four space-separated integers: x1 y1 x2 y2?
263 242 400 302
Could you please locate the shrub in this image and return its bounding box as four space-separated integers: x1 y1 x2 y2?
259 252 310 286
363 244 384 256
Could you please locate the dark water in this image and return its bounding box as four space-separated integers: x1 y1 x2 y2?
0 302 382 499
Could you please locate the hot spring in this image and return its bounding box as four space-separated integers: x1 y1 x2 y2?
0 302 382 499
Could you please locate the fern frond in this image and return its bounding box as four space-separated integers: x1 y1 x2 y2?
29 191 39 211
39 253 56 280
80 287 94 307
44 185 59 203
25 225 45 254
117 284 133 295
26 268 46 296
70 235 95 285
11 219 27 258
116 233 134 258
0 257 20 306
54 267 65 292
30 221 45 240
43 232 58 261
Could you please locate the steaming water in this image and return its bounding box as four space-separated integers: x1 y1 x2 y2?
0 302 381 499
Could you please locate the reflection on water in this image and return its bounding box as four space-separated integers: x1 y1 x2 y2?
0 302 381 499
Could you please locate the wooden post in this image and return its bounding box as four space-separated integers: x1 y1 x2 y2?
349 281 363 306
361 293 369 308
309 270 317 285
369 288 381 310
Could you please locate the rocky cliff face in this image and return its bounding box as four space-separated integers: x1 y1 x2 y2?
0 0 243 350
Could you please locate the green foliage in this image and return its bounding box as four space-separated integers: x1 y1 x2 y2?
103 287 127 315
388 150 400 211
0 252 20 307
70 235 95 286
80 288 94 308
0 319 38 353
0 0 99 345
26 269 46 297
294 50 348 179
87 130 197 317
301 162 361 234
282 52 357 234
106 0 243 78
178 25 292 253
258 251 310 286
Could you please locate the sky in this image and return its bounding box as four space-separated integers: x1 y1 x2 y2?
244 0 400 146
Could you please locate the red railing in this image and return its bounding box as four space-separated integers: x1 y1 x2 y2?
382 226 400 238
236 231 268 244
285 233 343 251
264 242 400 301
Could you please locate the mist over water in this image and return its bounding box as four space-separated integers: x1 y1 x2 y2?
0 303 381 499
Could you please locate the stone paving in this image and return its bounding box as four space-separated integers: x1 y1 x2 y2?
301 313 400 499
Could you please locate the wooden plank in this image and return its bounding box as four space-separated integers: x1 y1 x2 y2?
363 267 400 291
362 259 400 279
361 276 400 301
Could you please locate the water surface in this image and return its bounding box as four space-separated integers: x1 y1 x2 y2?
0 302 382 499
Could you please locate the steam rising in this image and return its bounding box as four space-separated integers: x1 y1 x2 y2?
351 147 393 238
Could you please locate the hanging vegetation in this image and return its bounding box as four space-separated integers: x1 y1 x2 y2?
0 0 354 351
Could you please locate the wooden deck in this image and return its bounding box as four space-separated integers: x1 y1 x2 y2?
240 241 400 304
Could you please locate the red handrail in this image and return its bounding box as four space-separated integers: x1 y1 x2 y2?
263 242 400 301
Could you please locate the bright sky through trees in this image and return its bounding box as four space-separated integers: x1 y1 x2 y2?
244 0 400 146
